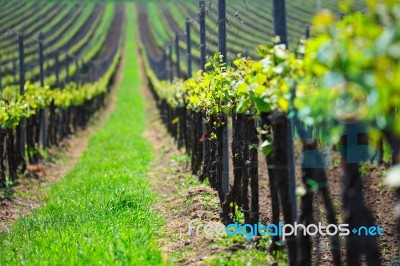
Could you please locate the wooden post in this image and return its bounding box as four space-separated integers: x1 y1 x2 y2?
272 1 297 264
18 33 25 94
186 18 192 78
199 0 206 71
75 58 80 85
200 0 207 164
272 0 288 46
168 44 173 82
218 0 227 59
175 33 180 78
18 33 26 157
13 59 17 85
218 0 229 196
55 50 60 87
0 66 2 92
161 47 167 81
39 33 44 87
65 53 70 84
39 32 47 150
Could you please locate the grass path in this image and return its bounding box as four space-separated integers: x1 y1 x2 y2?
0 4 164 265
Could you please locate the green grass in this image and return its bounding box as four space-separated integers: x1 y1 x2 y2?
0 4 164 265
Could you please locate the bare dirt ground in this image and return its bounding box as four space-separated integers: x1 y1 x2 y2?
141 73 222 265
0 53 124 233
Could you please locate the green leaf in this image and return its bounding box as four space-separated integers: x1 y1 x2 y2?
260 140 273 155
254 98 271 113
